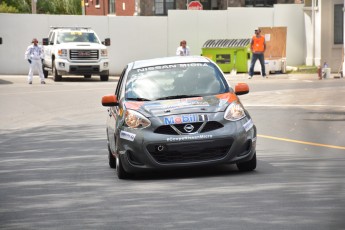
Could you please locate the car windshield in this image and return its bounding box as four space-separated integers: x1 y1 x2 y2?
57 32 100 44
125 62 229 101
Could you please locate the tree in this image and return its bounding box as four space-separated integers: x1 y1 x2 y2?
0 0 82 14
0 2 19 13
0 0 30 13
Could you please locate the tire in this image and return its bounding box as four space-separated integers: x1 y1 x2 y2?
84 74 91 78
52 61 62 82
237 153 257 172
43 68 49 78
100 75 109 81
116 155 130 179
108 143 116 168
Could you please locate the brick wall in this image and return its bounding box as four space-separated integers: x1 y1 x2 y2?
84 0 298 16
116 0 136 16
84 0 109 15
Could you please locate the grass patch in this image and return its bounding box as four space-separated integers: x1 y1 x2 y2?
290 65 318 74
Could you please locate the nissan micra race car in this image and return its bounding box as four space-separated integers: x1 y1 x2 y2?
101 56 257 179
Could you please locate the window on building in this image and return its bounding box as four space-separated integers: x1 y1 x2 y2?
245 0 277 7
96 0 100 5
334 4 344 45
155 0 175 15
109 0 115 14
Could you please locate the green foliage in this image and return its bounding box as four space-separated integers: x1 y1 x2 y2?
287 65 318 74
0 0 31 13
0 2 19 13
295 65 318 74
1 0 82 14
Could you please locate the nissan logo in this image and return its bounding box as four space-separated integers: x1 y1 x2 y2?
184 124 194 133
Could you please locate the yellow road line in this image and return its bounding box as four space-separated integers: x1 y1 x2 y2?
258 134 345 150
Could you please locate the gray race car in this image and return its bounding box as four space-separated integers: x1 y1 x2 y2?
102 56 257 179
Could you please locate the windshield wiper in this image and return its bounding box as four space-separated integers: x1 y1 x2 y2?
155 95 201 100
126 97 151 101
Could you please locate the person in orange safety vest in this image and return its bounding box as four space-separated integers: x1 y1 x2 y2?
248 28 267 79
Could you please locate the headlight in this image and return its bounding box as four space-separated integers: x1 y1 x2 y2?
101 49 108 57
124 110 151 129
57 49 67 57
224 101 246 121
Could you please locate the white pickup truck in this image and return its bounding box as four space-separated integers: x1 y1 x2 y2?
42 26 111 81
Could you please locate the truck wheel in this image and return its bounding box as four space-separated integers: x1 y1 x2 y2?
52 61 62 82
100 75 109 81
43 68 49 78
84 74 91 78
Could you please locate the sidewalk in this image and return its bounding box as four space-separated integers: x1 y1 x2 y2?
0 75 120 85
0 73 343 85
230 71 345 80
225 72 320 81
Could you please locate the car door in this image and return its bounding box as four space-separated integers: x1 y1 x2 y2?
44 31 55 69
107 67 128 153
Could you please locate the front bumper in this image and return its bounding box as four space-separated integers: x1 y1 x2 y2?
54 58 109 75
116 118 257 173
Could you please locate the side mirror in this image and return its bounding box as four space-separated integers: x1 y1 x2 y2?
0 37 2 44
102 94 118 107
42 38 49 45
103 38 111 46
234 83 249 95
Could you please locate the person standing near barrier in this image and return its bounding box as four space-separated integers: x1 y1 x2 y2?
176 40 190 56
248 28 267 79
25 38 45 84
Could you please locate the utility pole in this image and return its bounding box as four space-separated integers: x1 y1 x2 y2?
81 0 85 15
31 0 37 14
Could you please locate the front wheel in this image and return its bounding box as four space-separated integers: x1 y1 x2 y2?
108 143 116 169
52 61 62 82
43 68 48 78
100 75 109 81
237 153 256 172
116 155 130 179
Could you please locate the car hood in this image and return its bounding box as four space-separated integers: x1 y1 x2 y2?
124 93 239 117
53 43 106 49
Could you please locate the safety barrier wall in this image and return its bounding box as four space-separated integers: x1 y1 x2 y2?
0 4 304 75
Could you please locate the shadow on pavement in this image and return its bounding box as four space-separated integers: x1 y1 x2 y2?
45 76 119 83
0 79 14 85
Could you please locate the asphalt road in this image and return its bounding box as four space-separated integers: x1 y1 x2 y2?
0 74 345 230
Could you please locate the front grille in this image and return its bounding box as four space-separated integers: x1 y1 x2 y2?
201 121 224 133
70 49 99 61
147 138 232 164
154 121 224 135
69 65 100 73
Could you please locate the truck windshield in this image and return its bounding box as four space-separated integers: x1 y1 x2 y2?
57 32 100 44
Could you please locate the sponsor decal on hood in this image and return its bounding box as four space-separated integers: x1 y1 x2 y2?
163 114 208 125
124 93 238 117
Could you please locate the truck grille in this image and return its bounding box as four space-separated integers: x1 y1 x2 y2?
70 49 99 61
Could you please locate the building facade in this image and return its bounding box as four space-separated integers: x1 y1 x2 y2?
84 0 298 16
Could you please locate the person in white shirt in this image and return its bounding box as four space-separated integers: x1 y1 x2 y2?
176 40 190 56
24 38 45 84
